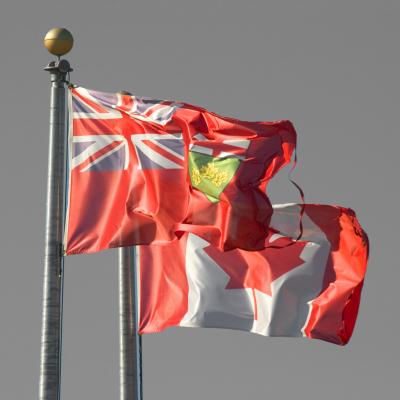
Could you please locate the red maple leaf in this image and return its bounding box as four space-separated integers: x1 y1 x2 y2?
204 232 306 319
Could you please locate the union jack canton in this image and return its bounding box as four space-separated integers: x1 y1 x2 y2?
70 87 184 173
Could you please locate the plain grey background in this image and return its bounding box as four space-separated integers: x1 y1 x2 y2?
0 0 398 398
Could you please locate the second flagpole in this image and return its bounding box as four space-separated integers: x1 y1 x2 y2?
119 246 143 400
117 89 143 400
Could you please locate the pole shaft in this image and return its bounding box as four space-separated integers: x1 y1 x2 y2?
119 247 143 400
39 62 69 400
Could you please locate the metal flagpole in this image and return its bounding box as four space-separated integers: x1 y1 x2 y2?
39 28 73 400
119 246 143 400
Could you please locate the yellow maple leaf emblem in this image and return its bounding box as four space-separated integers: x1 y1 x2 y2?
191 162 229 188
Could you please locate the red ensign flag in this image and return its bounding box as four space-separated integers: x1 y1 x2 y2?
64 87 296 254
138 204 369 345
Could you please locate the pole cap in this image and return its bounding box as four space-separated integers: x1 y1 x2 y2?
44 28 74 56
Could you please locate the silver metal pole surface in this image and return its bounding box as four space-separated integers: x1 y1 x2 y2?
119 246 143 400
39 59 71 400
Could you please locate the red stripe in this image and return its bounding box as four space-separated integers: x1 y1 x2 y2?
72 89 110 114
138 236 189 333
74 141 123 171
143 103 170 117
252 289 258 321
303 206 368 345
142 139 184 167
72 118 122 136
118 95 134 113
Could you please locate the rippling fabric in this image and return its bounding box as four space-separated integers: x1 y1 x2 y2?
64 87 296 254
138 204 369 345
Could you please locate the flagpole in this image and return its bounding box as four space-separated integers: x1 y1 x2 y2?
118 246 143 400
39 28 73 400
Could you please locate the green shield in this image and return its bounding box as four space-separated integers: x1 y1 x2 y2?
189 151 241 203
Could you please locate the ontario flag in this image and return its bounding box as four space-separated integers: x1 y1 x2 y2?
64 86 297 254
138 204 369 345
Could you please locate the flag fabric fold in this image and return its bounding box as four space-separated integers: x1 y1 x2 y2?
138 204 369 345
64 87 297 254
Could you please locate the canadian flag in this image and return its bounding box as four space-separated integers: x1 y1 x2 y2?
138 204 369 345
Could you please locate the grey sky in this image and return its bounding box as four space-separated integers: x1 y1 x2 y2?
0 0 398 399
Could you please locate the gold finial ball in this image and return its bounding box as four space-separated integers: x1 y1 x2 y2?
44 28 74 56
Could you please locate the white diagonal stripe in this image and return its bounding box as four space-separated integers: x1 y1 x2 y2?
189 144 213 155
71 135 127 170
73 88 122 119
222 139 250 149
132 134 183 169
80 142 127 172
154 140 185 160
